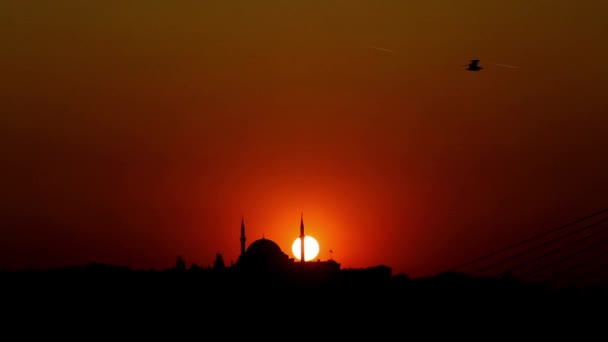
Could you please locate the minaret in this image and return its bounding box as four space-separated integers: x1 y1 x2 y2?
300 212 305 263
240 216 246 256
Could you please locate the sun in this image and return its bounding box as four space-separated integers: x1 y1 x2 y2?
291 236 320 261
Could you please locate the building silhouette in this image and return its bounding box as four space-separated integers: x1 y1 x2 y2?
233 216 340 277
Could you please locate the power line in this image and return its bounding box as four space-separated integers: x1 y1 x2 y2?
446 207 608 272
518 234 608 280
507 223 608 276
470 215 608 275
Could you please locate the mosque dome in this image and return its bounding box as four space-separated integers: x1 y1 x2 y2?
246 238 284 257
236 237 291 271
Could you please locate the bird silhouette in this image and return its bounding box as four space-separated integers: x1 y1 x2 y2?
466 59 483 71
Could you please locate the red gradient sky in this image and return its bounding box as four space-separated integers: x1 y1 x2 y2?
2 1 607 276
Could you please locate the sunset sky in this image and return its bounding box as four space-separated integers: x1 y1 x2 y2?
2 1 607 277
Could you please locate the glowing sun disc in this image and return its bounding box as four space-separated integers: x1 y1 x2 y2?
291 236 320 261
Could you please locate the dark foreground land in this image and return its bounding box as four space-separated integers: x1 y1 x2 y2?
2 265 607 337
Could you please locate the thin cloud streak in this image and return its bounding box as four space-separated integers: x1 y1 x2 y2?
366 45 395 54
494 63 519 69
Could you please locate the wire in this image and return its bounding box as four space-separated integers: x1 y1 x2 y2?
446 207 608 272
508 224 608 276
518 235 608 280
470 216 608 275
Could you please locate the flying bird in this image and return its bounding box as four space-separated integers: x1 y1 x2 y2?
463 59 519 71
466 59 483 71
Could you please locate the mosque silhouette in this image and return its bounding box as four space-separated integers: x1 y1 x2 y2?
232 215 341 277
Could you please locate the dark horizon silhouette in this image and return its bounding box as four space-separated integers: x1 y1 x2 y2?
3 208 608 292
3 212 607 335
3 251 607 334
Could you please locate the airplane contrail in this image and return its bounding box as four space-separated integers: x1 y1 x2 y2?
367 45 395 53
494 63 519 69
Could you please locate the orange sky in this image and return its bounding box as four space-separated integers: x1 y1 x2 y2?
2 1 608 276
